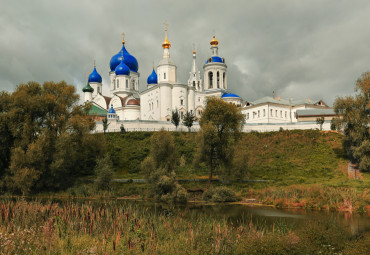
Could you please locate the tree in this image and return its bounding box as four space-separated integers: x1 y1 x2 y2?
141 130 187 203
0 81 106 193
171 109 180 130
316 116 325 131
94 154 114 191
195 97 245 189
183 111 196 132
332 72 370 172
120 124 126 134
102 117 109 134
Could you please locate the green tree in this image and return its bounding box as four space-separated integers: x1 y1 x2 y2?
141 130 187 203
102 117 109 134
316 116 325 131
0 91 13 182
94 154 114 191
195 97 245 189
0 81 106 193
183 111 196 132
171 109 180 130
332 72 370 172
120 124 125 134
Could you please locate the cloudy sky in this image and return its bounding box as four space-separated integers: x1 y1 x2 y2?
1 0 370 105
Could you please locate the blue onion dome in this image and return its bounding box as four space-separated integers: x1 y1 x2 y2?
222 93 240 98
88 67 102 83
110 44 139 72
108 104 116 113
147 68 158 84
115 57 130 76
206 56 224 64
82 82 94 93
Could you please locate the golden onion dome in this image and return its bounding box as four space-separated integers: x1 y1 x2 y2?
210 35 218 46
162 27 171 49
162 36 171 49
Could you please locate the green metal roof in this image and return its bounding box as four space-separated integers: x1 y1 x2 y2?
89 104 107 116
296 109 335 116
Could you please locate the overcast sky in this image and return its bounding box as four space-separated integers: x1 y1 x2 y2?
1 0 370 105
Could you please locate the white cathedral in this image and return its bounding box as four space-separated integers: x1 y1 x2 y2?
83 27 334 132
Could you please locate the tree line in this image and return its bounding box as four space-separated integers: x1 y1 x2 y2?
0 81 106 194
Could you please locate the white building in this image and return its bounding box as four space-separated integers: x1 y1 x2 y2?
242 96 331 124
83 28 242 126
82 27 334 132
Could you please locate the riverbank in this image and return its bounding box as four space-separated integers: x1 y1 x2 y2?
0 199 368 254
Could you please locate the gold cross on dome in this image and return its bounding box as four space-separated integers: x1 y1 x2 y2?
93 59 96 68
164 21 168 31
122 32 125 44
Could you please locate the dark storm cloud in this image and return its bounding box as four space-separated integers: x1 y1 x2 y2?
1 0 370 105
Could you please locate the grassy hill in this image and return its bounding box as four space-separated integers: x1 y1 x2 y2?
105 130 369 188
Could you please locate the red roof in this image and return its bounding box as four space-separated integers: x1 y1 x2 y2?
126 99 140 106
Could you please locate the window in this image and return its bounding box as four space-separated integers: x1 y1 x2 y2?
285 111 287 118
270 109 273 117
275 110 278 117
126 80 128 88
180 111 184 119
149 103 151 110
246 113 249 119
157 100 159 108
280 111 282 118
223 73 225 88
132 80 135 90
164 73 166 79
193 81 195 87
180 99 184 105
209 72 213 88
263 109 265 117
117 79 119 88
217 71 220 88
198 97 200 102
258 110 260 118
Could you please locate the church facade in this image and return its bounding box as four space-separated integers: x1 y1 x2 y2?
82 27 333 132
82 28 243 127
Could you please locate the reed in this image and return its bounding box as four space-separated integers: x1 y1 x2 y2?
0 199 368 254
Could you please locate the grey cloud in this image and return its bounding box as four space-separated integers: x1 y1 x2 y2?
1 0 370 105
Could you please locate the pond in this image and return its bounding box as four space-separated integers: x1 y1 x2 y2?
39 197 370 236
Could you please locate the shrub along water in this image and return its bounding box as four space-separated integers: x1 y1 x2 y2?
0 199 368 254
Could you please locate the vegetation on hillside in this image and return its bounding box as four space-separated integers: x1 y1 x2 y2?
0 81 106 194
332 72 370 172
195 97 246 188
141 130 187 203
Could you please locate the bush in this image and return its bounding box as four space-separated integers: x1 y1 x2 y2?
94 154 114 191
202 186 239 202
148 169 188 204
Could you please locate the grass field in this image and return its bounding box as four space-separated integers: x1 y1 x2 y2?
0 199 368 254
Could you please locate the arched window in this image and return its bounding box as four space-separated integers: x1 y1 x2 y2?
117 79 119 88
193 81 195 87
132 80 135 90
217 71 220 88
209 72 213 88
164 73 166 79
126 80 128 88
223 73 225 88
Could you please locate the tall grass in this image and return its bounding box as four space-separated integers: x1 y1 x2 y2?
0 199 368 254
245 185 369 213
